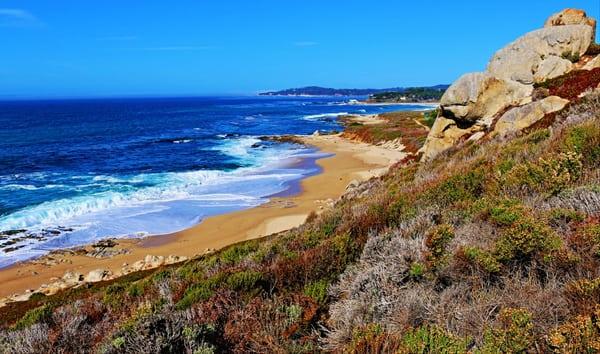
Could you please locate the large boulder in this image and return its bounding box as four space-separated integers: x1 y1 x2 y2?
487 25 594 84
420 116 483 161
545 8 597 41
440 72 532 125
533 55 573 82
85 269 112 283
494 96 569 136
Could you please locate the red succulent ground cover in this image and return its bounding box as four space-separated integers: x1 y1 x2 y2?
537 68 600 101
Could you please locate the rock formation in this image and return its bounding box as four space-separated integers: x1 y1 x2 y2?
421 8 599 160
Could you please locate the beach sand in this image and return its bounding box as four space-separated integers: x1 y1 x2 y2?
0 134 407 300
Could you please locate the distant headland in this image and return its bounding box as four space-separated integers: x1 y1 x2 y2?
259 84 449 103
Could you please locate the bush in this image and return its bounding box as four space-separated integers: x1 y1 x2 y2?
226 270 263 291
428 169 486 206
397 325 470 354
562 123 600 167
461 246 502 274
503 152 583 196
423 109 438 128
13 305 53 330
481 308 535 353
424 224 454 270
176 274 226 309
547 306 600 352
494 217 561 262
303 279 329 305
409 262 426 279
220 242 259 266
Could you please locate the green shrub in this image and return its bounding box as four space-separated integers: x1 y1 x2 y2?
226 270 263 291
13 304 53 330
425 225 454 271
489 200 523 226
548 208 585 225
127 280 150 298
503 152 582 195
423 109 438 128
429 169 486 206
494 217 561 262
176 274 226 309
28 292 47 302
462 247 502 273
220 241 259 266
408 262 425 279
398 325 470 354
303 279 329 305
481 308 535 353
562 124 600 167
103 283 127 308
111 337 125 349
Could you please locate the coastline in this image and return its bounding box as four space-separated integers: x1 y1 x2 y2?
358 101 439 107
0 133 407 302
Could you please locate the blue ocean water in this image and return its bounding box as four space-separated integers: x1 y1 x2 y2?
0 96 427 267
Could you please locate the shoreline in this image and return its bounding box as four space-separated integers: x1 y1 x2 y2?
0 133 407 303
357 101 439 107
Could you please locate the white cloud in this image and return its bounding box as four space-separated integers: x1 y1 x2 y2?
0 8 40 27
294 41 318 47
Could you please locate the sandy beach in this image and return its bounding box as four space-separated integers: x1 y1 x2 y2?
0 134 407 301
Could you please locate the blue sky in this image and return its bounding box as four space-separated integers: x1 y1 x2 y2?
0 1 598 98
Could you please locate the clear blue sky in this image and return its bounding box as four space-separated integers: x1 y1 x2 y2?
0 0 598 98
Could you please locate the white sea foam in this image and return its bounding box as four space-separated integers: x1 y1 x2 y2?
0 184 67 191
173 139 193 144
0 138 322 267
302 112 348 121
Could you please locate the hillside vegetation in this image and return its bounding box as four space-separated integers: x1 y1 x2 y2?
1 70 600 353
366 87 447 103
2 8 600 352
259 85 448 98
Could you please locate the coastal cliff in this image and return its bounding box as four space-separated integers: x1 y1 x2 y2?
2 8 600 353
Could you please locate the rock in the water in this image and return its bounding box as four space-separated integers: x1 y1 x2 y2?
488 25 594 84
440 72 532 124
85 269 112 283
494 96 569 136
545 8 597 40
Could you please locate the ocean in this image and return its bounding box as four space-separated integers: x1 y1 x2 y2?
0 96 427 267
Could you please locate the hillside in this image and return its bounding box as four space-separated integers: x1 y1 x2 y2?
259 85 448 98
366 86 448 103
2 8 600 354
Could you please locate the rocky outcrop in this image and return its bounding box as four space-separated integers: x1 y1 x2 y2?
494 96 569 136
584 55 600 70
488 25 593 84
545 8 597 40
420 8 597 160
440 73 532 125
85 269 113 283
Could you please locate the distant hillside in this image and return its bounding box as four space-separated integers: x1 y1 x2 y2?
259 85 449 97
367 86 448 103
